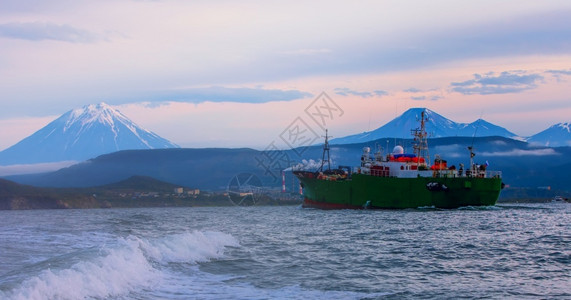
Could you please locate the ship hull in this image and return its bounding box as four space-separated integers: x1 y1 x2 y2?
295 172 502 209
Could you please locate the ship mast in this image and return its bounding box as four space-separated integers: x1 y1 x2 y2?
411 111 430 167
320 129 331 172
468 146 475 175
467 117 481 176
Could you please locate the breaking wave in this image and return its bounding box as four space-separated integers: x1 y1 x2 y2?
0 229 387 300
1 231 239 300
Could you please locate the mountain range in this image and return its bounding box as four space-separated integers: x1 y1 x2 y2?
0 103 179 165
0 104 569 168
527 122 571 147
331 108 519 144
1 103 570 196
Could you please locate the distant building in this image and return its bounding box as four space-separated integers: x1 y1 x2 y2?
174 187 184 194
186 189 200 195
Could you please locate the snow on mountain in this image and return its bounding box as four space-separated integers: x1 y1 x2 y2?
0 102 179 165
527 122 571 147
331 108 517 145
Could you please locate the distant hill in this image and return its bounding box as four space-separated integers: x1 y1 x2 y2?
527 122 571 147
5 148 267 190
331 107 518 145
0 175 230 210
0 102 178 165
0 178 90 209
0 178 43 197
1 172 302 210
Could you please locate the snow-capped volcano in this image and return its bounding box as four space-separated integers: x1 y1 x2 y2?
331 108 517 144
527 122 571 147
0 102 179 165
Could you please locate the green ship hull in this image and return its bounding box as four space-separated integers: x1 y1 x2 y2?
295 172 502 209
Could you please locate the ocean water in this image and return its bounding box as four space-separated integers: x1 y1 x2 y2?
0 203 569 299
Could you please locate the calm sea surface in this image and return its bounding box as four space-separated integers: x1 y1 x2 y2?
0 203 569 299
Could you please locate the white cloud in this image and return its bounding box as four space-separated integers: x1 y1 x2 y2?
279 48 333 56
334 88 373 98
0 22 98 43
0 161 77 176
433 144 465 158
135 86 313 104
481 148 558 156
492 140 508 145
450 71 544 95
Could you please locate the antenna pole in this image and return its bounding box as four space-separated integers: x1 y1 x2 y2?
468 146 475 176
320 129 331 172
468 112 482 176
411 110 429 167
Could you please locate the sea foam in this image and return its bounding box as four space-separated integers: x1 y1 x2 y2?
1 230 239 300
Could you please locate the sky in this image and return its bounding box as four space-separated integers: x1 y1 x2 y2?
1 0 570 151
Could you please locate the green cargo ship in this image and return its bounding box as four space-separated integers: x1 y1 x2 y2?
293 111 503 209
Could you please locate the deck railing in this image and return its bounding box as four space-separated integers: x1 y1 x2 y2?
438 170 502 178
